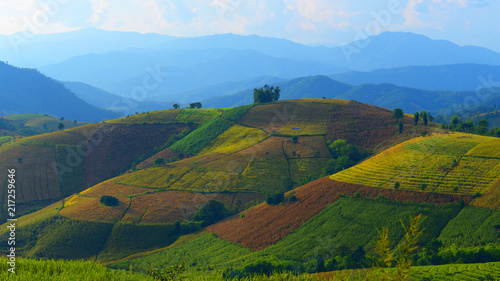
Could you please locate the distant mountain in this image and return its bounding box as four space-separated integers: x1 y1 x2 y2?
0 28 173 67
337 32 500 71
202 75 500 114
202 75 353 108
167 75 284 103
62 81 174 115
332 64 500 91
0 61 118 122
41 49 342 100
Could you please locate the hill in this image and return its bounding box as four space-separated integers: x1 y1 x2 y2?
0 61 119 122
0 113 88 138
202 75 500 114
331 63 500 91
0 99 433 263
61 81 172 115
0 109 217 218
330 133 500 202
337 32 500 71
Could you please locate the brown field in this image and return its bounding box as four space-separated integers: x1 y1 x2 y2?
238 103 294 133
136 148 180 169
208 177 471 250
121 191 261 224
0 145 61 206
17 123 104 146
233 136 288 159
60 195 130 222
82 123 193 188
283 135 331 158
326 102 431 152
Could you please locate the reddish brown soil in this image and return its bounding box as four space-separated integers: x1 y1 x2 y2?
208 177 471 250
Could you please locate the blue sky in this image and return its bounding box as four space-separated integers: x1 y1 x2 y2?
0 0 498 51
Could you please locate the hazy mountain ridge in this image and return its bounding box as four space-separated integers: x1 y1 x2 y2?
0 61 119 122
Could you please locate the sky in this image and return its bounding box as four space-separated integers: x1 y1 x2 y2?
0 0 499 51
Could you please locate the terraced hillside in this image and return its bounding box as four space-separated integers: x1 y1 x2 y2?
330 133 500 203
1 99 433 263
0 109 210 218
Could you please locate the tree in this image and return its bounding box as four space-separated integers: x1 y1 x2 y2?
421 111 428 126
173 103 180 109
253 84 281 104
189 102 202 109
392 108 404 121
154 157 165 167
428 113 434 123
57 122 65 131
191 200 232 227
414 112 420 126
60 116 64 121
398 120 404 134
100 195 119 206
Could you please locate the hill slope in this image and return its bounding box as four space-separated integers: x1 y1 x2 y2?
331 63 500 91
0 61 118 122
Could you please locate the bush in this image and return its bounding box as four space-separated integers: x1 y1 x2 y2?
100 195 119 206
154 158 165 167
289 195 297 203
266 193 285 205
191 200 233 227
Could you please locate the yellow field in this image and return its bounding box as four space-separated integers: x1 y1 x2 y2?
331 133 500 196
466 138 500 158
199 124 269 155
59 195 130 222
111 109 180 124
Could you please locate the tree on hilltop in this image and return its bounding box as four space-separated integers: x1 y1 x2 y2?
392 108 404 121
254 84 280 104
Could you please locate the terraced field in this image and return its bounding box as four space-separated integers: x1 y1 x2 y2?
331 133 500 197
199 124 269 155
411 262 500 280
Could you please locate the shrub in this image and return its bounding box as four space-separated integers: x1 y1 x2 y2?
266 193 285 205
100 195 119 206
191 200 233 227
292 136 298 143
154 158 165 167
289 195 297 203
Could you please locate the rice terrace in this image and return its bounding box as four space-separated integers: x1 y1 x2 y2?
1 4 500 280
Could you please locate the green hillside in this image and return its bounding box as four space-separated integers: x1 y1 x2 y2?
1 99 498 280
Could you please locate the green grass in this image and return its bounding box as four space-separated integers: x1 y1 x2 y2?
223 104 254 122
170 117 233 155
411 261 500 280
110 232 252 274
174 109 221 123
438 206 500 247
0 257 154 280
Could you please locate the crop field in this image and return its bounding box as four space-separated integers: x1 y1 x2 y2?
174 108 220 123
59 195 130 222
253 197 462 262
199 124 269 155
111 109 180 124
411 262 500 280
238 103 294 133
80 179 150 197
438 206 500 247
0 145 61 205
278 103 333 135
331 133 500 196
110 232 252 274
466 138 500 158
283 136 331 158
208 177 469 250
285 98 350 104
17 123 104 146
233 136 288 159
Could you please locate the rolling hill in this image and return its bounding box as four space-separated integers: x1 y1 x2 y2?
0 99 498 281
331 63 500 92
0 99 433 263
202 75 500 114
0 61 119 122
